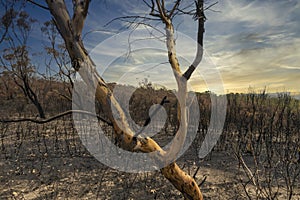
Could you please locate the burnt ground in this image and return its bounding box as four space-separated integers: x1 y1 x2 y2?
0 120 299 200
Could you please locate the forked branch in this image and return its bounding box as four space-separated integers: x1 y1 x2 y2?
183 0 205 80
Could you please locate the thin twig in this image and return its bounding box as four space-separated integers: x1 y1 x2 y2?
193 166 200 179
26 0 49 10
204 1 219 11
82 29 118 40
104 15 160 27
198 176 207 187
234 150 257 186
169 0 181 18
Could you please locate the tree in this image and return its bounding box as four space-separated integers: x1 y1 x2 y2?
0 10 46 118
0 0 18 44
43 0 206 199
41 20 75 103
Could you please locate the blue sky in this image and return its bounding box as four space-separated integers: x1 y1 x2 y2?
2 0 300 94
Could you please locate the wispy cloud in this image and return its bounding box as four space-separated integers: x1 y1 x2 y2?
200 0 300 93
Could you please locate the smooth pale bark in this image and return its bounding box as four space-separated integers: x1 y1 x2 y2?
157 9 203 200
45 1 203 199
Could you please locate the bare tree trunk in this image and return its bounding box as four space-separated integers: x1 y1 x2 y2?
153 0 205 198
25 83 45 118
45 1 203 199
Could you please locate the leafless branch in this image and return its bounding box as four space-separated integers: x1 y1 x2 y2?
168 0 181 18
198 176 207 187
26 0 49 10
204 1 219 11
182 0 207 80
104 15 160 28
82 29 118 40
233 149 259 188
155 0 168 23
132 62 169 75
143 0 159 17
0 110 112 126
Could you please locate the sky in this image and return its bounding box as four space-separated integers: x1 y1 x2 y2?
1 0 300 95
